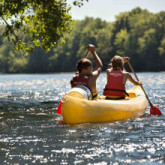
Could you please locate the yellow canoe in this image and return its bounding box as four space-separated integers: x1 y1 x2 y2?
62 86 148 124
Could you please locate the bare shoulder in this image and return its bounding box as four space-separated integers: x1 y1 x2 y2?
126 72 133 79
88 74 96 82
106 69 111 73
123 71 129 75
123 71 130 79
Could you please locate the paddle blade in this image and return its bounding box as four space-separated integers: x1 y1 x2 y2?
56 101 62 115
150 106 162 116
56 94 67 115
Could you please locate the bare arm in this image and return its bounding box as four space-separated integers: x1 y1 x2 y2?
123 57 142 85
123 57 130 63
92 51 103 71
127 73 142 85
88 44 103 77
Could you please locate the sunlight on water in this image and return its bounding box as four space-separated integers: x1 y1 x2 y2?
0 73 165 164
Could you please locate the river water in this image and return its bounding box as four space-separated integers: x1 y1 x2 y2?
0 73 165 164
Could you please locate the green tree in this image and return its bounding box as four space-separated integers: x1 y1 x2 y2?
158 37 165 56
48 36 71 72
0 7 165 73
138 28 159 71
0 37 27 73
27 47 52 73
114 8 157 71
95 23 113 69
158 37 165 70
114 29 128 56
0 0 88 53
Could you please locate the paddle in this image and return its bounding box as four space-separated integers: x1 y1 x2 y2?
56 94 67 115
85 50 90 58
57 49 90 115
128 61 162 116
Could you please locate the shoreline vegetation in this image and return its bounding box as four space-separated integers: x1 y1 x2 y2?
0 71 165 75
0 7 165 73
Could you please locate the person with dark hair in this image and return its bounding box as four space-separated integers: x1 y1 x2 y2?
70 44 103 100
103 55 142 99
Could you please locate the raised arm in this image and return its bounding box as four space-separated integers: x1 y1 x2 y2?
88 44 103 76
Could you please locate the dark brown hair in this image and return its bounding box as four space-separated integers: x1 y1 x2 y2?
77 58 92 73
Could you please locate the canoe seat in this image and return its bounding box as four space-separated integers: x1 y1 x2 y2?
128 92 136 98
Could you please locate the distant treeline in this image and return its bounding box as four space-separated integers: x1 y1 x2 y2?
0 7 165 73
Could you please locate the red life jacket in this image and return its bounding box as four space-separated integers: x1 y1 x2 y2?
103 70 127 98
71 75 89 88
71 75 99 100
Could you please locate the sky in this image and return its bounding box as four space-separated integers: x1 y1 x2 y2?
68 0 165 22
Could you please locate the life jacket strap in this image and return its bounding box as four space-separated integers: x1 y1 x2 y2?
92 93 98 99
104 88 129 96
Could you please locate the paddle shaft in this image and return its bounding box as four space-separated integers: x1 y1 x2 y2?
128 62 153 107
85 50 90 58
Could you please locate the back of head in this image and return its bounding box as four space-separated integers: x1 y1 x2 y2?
77 58 92 73
110 55 124 70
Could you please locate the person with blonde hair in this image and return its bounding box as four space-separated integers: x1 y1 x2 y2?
103 55 142 99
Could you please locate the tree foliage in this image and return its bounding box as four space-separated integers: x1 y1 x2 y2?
0 7 165 73
0 0 88 53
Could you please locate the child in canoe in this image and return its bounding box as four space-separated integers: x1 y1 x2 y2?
56 44 102 115
103 55 142 99
70 44 103 100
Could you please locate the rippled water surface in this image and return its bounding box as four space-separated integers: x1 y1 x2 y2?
0 73 165 164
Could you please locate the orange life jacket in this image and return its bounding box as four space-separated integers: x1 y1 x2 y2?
103 70 128 98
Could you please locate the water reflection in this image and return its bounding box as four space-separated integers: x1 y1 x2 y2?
0 73 165 164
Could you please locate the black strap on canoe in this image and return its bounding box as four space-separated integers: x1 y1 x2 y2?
105 96 125 100
104 88 129 96
92 93 98 99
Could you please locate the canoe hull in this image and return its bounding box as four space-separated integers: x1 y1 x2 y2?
62 86 148 124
